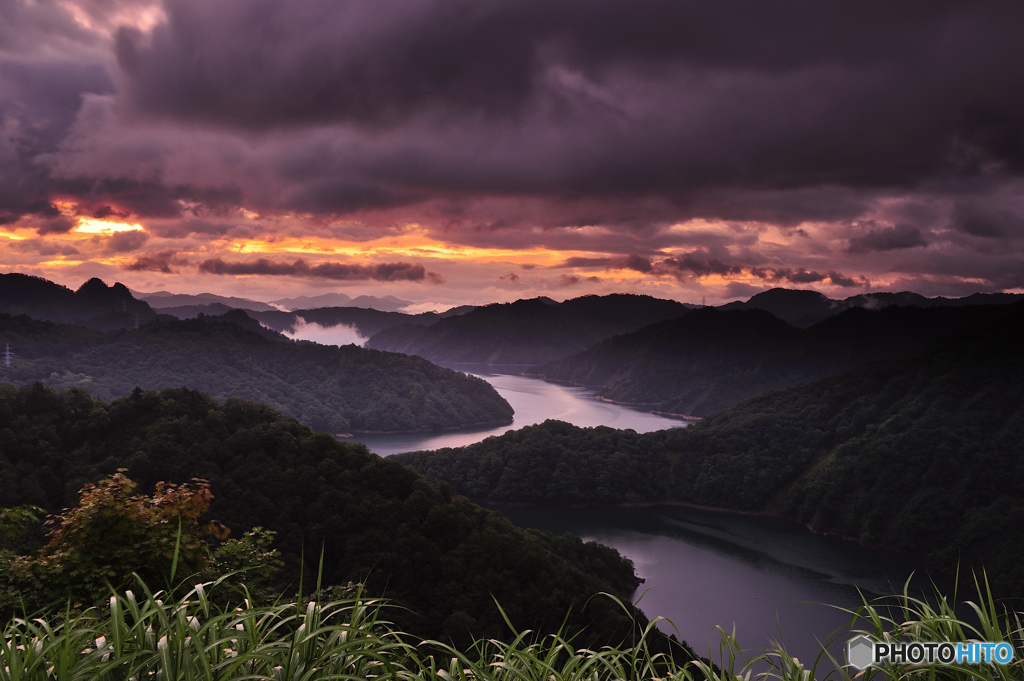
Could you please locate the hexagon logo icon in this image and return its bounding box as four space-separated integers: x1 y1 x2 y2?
847 635 874 670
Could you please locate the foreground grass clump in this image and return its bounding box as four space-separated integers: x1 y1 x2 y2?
2 578 1023 681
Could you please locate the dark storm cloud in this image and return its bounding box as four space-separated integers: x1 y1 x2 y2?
758 268 866 288
651 253 863 288
103 0 1024 205
8 238 80 256
654 255 744 279
557 257 612 268
557 254 652 272
556 274 599 287
847 223 929 253
198 257 445 283
92 205 132 220
0 48 115 227
124 250 184 273
100 229 150 253
35 216 78 235
4 0 1024 298
951 203 1024 239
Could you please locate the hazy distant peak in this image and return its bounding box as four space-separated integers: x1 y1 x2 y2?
137 291 279 312
270 293 412 312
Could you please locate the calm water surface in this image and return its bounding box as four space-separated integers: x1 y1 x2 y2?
483 503 930 669
347 363 690 456
350 368 929 669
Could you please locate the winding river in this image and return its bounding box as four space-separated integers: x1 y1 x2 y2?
348 365 930 669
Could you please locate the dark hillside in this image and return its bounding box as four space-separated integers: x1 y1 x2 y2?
540 302 1023 417
366 294 692 365
0 273 156 329
0 311 513 433
397 308 1024 596
0 383 664 651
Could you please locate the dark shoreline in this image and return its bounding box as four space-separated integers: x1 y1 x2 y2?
474 497 927 559
342 418 514 435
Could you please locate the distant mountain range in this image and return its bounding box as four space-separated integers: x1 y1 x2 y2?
365 294 697 365
538 302 1024 417
0 274 513 433
2 273 156 330
135 291 280 312
722 287 1024 327
271 293 413 312
136 290 417 313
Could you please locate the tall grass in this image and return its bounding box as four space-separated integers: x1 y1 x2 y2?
2 575 1022 681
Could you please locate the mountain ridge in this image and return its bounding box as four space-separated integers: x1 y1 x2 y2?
366 294 695 365
0 309 513 433
539 302 1024 417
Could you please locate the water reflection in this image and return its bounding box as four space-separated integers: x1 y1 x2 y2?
348 366 932 670
348 364 692 456
483 504 932 670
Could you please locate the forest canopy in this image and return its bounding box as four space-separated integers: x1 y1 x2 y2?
396 308 1024 598
0 310 513 433
538 302 1024 417
0 383 669 652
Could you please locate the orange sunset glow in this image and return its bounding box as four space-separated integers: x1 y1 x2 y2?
1 0 1023 306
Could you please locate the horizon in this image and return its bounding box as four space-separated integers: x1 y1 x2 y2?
2 1 1023 307
7 270 1019 315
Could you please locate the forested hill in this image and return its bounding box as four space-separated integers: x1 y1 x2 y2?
395 308 1024 597
539 302 1023 417
0 310 513 433
366 294 693 365
0 383 670 652
0 273 156 330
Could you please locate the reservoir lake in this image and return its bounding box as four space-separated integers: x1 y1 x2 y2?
348 365 931 668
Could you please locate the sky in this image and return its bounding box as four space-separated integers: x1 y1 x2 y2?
2 0 1024 308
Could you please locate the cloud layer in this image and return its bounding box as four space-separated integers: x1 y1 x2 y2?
2 0 1024 302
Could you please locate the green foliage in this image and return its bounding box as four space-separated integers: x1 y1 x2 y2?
0 309 513 432
0 383 649 648
1 574 1021 681
199 526 285 601
0 506 43 545
397 309 1024 598
6 473 217 607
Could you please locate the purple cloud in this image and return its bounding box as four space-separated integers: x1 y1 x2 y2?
847 223 928 253
197 257 445 283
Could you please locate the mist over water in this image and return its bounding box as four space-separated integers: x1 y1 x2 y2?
282 317 369 346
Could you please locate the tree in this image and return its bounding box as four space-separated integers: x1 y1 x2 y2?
8 472 222 606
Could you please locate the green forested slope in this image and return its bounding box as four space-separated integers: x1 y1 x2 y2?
396 309 1024 595
366 295 692 365
0 383 661 651
539 303 1022 417
0 311 513 432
